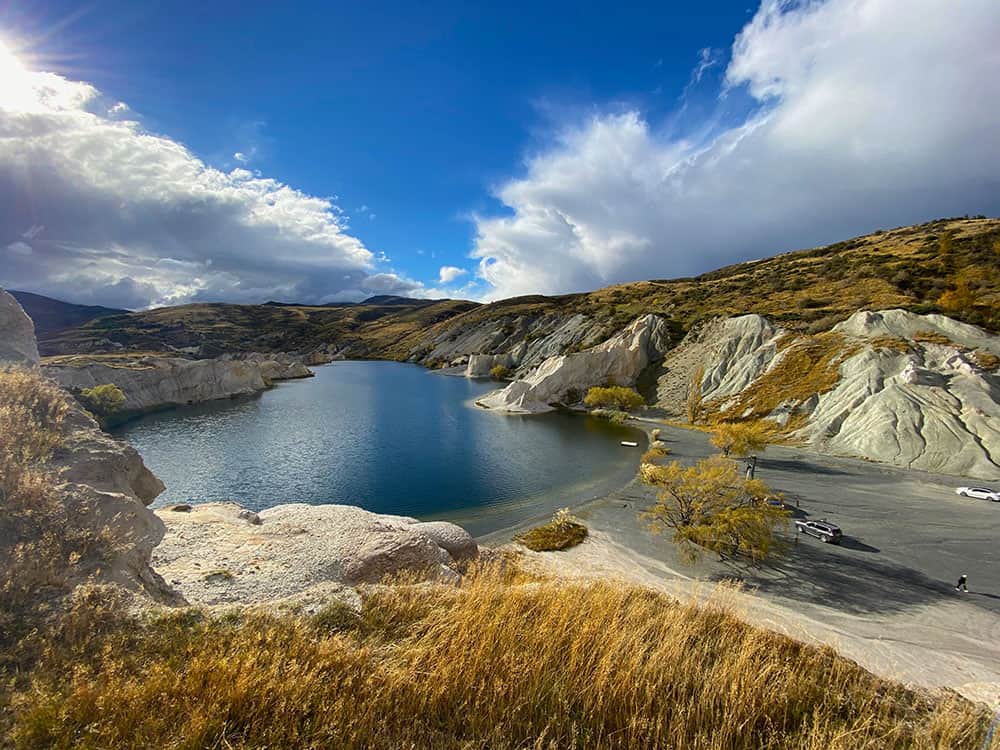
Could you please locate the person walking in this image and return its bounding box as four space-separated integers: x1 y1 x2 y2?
955 574 969 592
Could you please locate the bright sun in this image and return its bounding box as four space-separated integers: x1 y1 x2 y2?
0 39 36 111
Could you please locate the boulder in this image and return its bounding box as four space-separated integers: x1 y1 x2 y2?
0 288 39 365
153 502 480 606
410 520 479 561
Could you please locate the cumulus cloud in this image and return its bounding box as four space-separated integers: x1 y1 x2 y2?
0 49 375 308
438 265 468 284
472 0 1000 299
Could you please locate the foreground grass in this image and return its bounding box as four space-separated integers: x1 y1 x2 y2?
5 569 996 749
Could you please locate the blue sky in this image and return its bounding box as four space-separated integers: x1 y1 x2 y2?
2 0 1000 307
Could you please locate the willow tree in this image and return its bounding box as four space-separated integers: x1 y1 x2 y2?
641 457 787 562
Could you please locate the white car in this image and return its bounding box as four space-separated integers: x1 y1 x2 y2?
955 486 1000 502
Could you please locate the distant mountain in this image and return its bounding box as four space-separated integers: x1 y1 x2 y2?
31 217 1000 362
361 295 438 306
8 290 128 336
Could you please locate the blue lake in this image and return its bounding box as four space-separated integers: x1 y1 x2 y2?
114 361 643 536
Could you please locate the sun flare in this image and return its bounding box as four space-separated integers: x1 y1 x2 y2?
0 38 42 112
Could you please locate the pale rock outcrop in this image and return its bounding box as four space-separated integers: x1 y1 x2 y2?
1 291 175 602
655 315 784 410
833 309 1000 354
153 502 479 606
0 288 39 365
804 331 999 478
227 352 314 381
48 406 177 599
479 315 671 413
44 352 314 414
653 309 1000 478
423 312 605 377
466 352 516 377
45 356 268 413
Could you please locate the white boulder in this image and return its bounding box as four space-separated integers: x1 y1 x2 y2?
153 502 479 606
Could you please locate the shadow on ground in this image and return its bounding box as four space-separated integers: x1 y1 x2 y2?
710 541 955 616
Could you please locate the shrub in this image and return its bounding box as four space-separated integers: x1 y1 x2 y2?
489 364 511 380
686 365 705 424
590 408 629 424
76 383 126 417
584 385 645 411
710 421 772 459
641 457 785 563
641 444 670 465
515 508 588 551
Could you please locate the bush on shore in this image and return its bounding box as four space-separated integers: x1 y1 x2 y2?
591 407 630 424
76 383 126 418
515 508 588 552
489 364 511 380
584 385 645 411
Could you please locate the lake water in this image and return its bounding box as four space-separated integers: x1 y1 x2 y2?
114 361 643 536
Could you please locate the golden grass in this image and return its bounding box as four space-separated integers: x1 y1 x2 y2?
712 333 857 427
911 330 959 347
6 569 996 749
971 349 1000 372
869 335 914 354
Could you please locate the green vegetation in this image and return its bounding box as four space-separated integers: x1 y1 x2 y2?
489 363 511 380
641 457 786 563
584 385 645 411
515 508 588 552
76 383 126 417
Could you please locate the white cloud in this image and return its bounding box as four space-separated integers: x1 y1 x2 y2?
233 151 248 163
438 265 468 284
0 51 374 308
472 0 1000 300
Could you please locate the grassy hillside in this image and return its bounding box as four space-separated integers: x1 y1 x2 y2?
8 290 127 336
38 217 1000 359
5 568 995 749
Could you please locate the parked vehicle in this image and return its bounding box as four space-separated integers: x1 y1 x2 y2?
795 519 843 543
955 486 1000 502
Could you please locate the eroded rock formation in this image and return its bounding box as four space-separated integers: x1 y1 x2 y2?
477 314 672 413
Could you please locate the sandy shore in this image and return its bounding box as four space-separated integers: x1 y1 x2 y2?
483 420 1000 708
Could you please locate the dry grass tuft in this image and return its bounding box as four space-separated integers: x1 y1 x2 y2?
515 508 589 551
869 335 914 354
911 330 958 347
6 567 996 749
971 349 1000 372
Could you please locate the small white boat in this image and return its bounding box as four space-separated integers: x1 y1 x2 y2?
620 441 638 447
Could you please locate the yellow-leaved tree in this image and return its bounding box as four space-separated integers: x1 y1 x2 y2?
641 456 787 562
